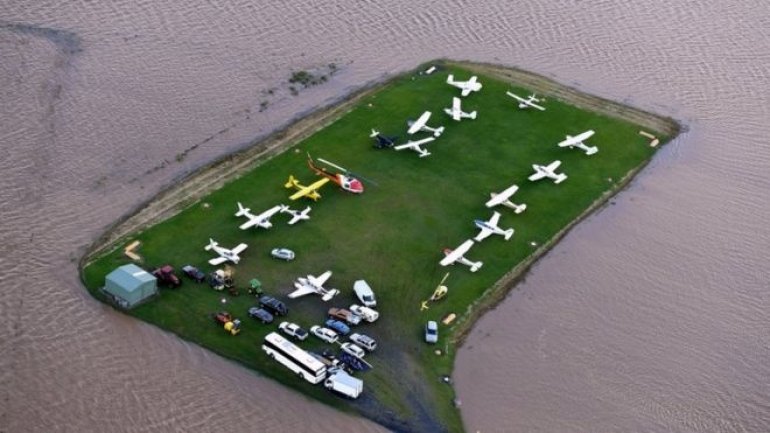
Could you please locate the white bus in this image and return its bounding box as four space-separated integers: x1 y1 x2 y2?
262 332 327 384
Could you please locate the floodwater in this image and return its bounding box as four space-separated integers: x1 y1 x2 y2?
1 1 768 432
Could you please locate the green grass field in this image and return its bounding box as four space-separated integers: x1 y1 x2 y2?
81 62 673 432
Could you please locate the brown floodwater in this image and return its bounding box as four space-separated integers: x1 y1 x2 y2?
1 1 768 432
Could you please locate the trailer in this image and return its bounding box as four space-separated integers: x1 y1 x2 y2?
324 368 363 399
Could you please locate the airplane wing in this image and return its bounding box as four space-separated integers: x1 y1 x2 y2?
288 283 315 299
461 88 472 97
506 91 525 103
394 137 435 151
231 243 248 255
488 212 501 227
546 160 562 172
238 219 259 230
440 240 474 266
289 178 330 200
309 270 332 288
407 111 432 135
474 226 493 242
209 257 228 266
528 167 547 181
529 101 546 111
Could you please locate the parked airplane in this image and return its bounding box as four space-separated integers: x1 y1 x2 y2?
307 155 364 194
446 74 482 97
474 211 514 242
289 270 340 301
529 160 568 184
440 239 483 272
558 130 598 155
280 205 311 225
407 111 445 137
370 129 397 149
506 91 546 111
486 183 527 214
394 137 436 158
235 202 283 230
285 175 330 201
443 97 477 121
204 238 248 265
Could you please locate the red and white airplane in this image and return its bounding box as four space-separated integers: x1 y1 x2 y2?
307 155 364 194
474 212 514 242
506 91 546 111
529 160 568 184
235 202 283 230
407 111 444 137
486 183 527 214
440 239 483 272
447 74 482 97
289 270 339 301
204 238 248 265
558 130 598 155
443 97 477 121
394 137 436 158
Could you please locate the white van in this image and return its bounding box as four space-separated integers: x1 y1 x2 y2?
350 304 379 323
353 280 377 308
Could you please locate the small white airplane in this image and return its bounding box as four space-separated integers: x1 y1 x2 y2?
474 211 514 242
407 111 444 137
204 238 248 265
529 160 568 184
440 239 483 272
506 91 546 111
443 97 477 121
558 130 598 155
280 205 311 225
394 137 436 158
234 202 282 230
486 183 527 214
289 270 340 301
447 74 482 97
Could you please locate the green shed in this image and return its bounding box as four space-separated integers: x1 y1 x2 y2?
104 264 158 309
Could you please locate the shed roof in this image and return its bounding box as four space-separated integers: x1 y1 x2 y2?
107 264 156 291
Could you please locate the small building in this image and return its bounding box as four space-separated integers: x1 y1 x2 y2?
104 264 158 309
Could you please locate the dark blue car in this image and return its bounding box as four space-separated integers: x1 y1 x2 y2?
324 319 350 336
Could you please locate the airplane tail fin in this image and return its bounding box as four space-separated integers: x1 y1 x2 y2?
418 150 431 158
279 204 290 213
285 175 298 189
446 74 454 84
554 174 568 184
504 229 515 241
370 129 379 138
470 261 483 272
585 146 599 155
204 238 217 251
469 111 477 120
434 127 445 137
235 202 249 217
514 203 527 214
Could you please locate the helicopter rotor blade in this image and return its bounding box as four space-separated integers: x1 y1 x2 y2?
317 158 348 173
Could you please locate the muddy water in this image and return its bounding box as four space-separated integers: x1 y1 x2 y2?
1 1 768 432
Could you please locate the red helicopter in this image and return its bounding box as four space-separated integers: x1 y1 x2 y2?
307 154 371 194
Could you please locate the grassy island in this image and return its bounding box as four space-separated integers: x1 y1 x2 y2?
81 60 678 433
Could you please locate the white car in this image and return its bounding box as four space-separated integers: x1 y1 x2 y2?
349 333 377 352
425 321 438 344
340 342 366 359
278 322 308 341
349 304 379 323
310 325 339 344
353 280 377 307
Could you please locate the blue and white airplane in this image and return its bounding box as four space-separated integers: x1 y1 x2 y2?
474 211 514 242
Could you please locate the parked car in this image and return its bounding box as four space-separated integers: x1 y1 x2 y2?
340 342 366 359
278 322 308 341
349 333 377 352
248 307 274 324
310 325 339 344
270 248 295 261
324 319 351 336
349 304 379 323
353 280 377 307
259 295 288 316
425 321 438 344
328 307 361 325
182 265 206 283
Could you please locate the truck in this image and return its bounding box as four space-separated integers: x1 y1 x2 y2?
324 368 363 399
